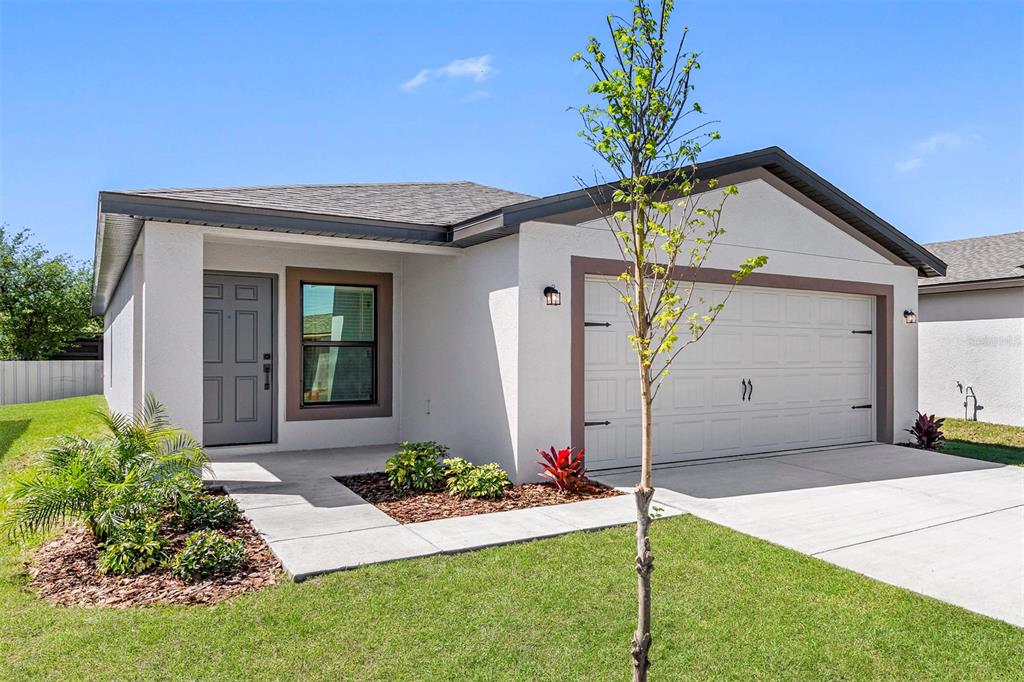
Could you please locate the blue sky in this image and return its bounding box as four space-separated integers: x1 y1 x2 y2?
2 0 1021 263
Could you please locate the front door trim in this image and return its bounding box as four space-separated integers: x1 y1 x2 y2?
570 255 894 453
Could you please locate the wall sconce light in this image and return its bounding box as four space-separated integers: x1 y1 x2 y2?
544 286 561 306
903 309 917 324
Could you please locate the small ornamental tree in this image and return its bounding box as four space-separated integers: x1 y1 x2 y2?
571 2 766 679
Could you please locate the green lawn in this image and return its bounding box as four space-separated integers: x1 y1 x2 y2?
942 418 1024 466
1 397 1022 680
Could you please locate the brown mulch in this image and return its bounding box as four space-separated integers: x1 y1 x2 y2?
337 472 622 524
27 517 281 608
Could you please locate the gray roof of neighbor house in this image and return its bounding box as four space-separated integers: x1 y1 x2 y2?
91 146 947 314
919 231 1024 288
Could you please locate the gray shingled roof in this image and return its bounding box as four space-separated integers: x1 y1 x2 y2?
114 181 536 226
920 232 1024 287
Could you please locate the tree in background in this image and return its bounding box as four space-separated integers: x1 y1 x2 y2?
572 2 766 679
0 226 99 360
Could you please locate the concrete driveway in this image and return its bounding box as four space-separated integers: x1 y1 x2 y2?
595 444 1024 627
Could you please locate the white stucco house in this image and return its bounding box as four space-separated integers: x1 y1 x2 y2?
919 232 1024 425
94 147 946 481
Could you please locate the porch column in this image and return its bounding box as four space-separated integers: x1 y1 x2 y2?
140 221 204 439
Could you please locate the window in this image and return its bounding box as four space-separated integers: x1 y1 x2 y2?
286 267 393 421
301 284 376 405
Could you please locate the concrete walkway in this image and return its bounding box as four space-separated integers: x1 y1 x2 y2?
595 444 1024 627
204 444 686 580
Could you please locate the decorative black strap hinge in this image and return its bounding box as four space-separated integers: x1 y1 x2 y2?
584 322 612 327
851 404 872 409
850 330 872 334
584 420 611 427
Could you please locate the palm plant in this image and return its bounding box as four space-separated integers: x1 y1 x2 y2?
2 394 207 542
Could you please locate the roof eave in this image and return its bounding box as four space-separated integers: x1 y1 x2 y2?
451 147 947 277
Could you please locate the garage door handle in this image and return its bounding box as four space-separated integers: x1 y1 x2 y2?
748 378 753 400
741 378 748 401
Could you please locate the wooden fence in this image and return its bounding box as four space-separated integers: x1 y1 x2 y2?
0 361 103 405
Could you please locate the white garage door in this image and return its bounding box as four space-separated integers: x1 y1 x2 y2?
584 276 875 470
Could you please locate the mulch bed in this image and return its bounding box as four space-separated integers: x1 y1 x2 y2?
336 472 622 524
26 516 281 608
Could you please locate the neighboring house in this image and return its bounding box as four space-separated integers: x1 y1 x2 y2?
93 147 946 481
918 232 1024 426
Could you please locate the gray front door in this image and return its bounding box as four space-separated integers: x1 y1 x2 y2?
203 273 274 445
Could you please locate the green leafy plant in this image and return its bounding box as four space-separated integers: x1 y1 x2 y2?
177 492 240 531
2 394 207 542
96 517 168 576
443 457 510 499
170 530 245 581
385 441 449 491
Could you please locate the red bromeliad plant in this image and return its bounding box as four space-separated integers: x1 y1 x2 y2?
907 411 945 450
537 446 588 493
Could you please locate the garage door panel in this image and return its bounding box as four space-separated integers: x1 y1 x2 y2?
819 334 847 364
584 376 618 414
751 332 782 365
711 375 746 407
664 419 706 455
780 373 814 405
845 335 872 365
710 417 744 453
669 375 704 410
710 331 744 366
785 294 813 324
751 291 782 323
584 423 620 464
585 328 621 367
847 372 871 402
819 297 845 326
846 298 872 327
784 333 813 365
584 276 875 469
782 411 814 445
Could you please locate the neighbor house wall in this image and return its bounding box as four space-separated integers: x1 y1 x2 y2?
400 237 520 476
515 175 920 478
203 234 406 451
919 287 1024 426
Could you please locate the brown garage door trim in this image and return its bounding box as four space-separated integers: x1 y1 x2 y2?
570 255 894 453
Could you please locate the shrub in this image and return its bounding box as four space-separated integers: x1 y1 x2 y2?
907 411 945 450
385 441 449 491
177 492 240 531
537 446 588 493
443 457 510 499
2 395 207 542
97 517 168 576
170 530 245 581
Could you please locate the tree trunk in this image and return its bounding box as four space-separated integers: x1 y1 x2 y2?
631 367 655 682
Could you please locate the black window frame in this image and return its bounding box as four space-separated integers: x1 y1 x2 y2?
298 281 378 407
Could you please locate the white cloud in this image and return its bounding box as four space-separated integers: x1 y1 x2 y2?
401 55 496 92
894 157 924 173
895 130 982 173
